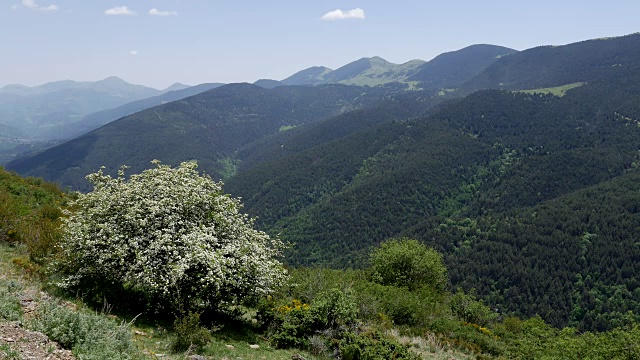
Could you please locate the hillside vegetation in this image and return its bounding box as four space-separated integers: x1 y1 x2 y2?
259 44 515 89
223 34 640 332
8 83 408 190
464 33 640 90
1 166 639 359
5 32 640 344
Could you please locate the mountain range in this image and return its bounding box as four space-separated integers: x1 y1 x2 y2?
6 33 640 331
0 80 227 164
255 44 516 88
0 76 164 141
0 44 514 165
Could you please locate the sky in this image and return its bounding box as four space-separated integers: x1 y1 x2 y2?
2 0 640 89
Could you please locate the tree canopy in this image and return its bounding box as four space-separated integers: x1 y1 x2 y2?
370 238 447 292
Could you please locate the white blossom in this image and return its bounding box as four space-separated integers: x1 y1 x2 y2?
57 161 288 310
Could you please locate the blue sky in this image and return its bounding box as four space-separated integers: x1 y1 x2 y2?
2 0 639 89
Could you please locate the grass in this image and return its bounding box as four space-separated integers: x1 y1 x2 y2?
0 242 323 360
438 88 457 96
131 322 323 360
336 58 425 87
0 343 21 360
278 124 298 132
518 82 585 97
387 329 474 360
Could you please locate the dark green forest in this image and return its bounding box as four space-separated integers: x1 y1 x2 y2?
2 165 640 359
224 47 640 331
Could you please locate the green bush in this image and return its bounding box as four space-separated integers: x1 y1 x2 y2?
338 331 419 360
356 282 420 326
312 288 358 330
170 311 212 352
268 289 358 349
23 203 63 265
31 300 141 359
449 289 497 326
0 280 22 321
370 238 447 292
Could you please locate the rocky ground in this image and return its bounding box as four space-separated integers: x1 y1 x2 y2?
0 321 74 360
0 288 75 360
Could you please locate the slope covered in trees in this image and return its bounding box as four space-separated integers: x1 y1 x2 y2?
407 44 516 89
225 58 640 330
464 33 640 90
258 44 515 89
6 33 640 333
7 83 408 190
63 82 225 140
3 166 639 359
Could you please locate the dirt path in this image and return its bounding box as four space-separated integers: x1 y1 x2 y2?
0 321 74 359
0 287 75 360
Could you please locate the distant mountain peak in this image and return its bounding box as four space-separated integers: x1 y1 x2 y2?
163 83 191 92
281 66 333 86
253 79 283 89
368 56 391 65
97 76 129 85
0 84 31 91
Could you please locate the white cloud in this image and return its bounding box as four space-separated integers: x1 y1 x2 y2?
130 50 138 56
321 8 365 21
149 8 178 16
105 6 136 16
22 0 37 8
19 0 59 11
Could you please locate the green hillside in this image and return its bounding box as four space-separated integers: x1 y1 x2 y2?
281 66 333 86
322 57 425 87
408 44 516 89
3 167 639 359
464 33 640 90
7 33 640 334
224 74 640 331
6 83 407 190
269 44 516 90
63 82 224 139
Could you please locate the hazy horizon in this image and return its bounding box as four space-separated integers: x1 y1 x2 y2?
2 0 639 89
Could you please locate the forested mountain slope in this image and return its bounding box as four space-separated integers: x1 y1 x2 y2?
225 56 640 330
63 82 225 139
408 44 516 88
6 83 407 190
258 44 515 89
464 32 640 90
7 33 640 332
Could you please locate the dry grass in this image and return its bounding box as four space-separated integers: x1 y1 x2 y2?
387 329 474 360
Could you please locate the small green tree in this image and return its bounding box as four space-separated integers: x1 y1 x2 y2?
369 238 447 292
449 289 497 326
57 161 287 313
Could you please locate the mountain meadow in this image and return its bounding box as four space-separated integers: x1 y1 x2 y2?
2 33 640 359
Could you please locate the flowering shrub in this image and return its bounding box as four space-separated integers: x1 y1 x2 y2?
266 289 358 349
277 299 311 314
56 161 287 313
